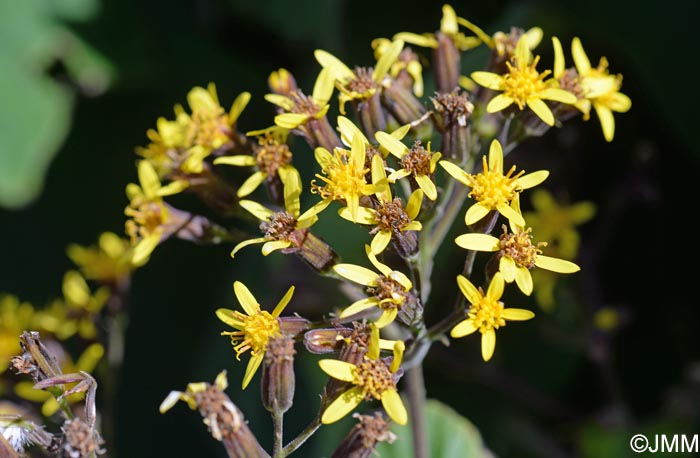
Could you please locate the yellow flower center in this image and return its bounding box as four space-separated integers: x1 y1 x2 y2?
311 152 369 202
466 157 523 209
124 200 168 243
400 141 433 176
368 276 409 310
468 292 506 332
503 56 549 109
255 134 292 177
498 225 546 269
373 198 410 233
261 211 299 244
223 311 280 359
188 107 231 150
353 359 396 400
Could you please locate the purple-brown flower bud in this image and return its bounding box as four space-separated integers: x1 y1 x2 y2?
433 31 461 93
355 92 387 139
431 89 473 162
331 412 396 458
303 327 354 354
261 336 296 414
297 231 340 274
268 68 298 97
382 83 429 138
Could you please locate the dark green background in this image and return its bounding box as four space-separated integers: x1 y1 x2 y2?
1 0 698 457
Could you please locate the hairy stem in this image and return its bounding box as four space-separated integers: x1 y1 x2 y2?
281 416 321 457
272 410 284 458
406 365 429 458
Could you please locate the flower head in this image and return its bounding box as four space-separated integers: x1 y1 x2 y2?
450 273 534 361
319 325 407 425
472 36 577 126
266 69 334 129
454 194 580 295
440 139 548 226
216 281 294 389
375 133 441 200
394 4 481 51
315 40 404 114
66 232 135 285
333 246 414 328
0 296 35 374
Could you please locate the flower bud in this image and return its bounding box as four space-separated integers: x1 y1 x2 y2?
431 89 474 162
261 336 296 414
433 31 461 93
303 327 353 354
355 92 387 139
331 412 396 458
297 231 340 274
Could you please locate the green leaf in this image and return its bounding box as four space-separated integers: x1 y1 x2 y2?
376 398 494 458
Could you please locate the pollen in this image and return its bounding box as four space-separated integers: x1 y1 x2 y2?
311 152 369 200
223 310 280 359
502 56 550 109
400 141 432 175
467 290 507 332
498 225 546 269
466 157 524 209
372 199 410 233
261 211 298 242
125 201 167 242
255 134 292 177
352 358 396 400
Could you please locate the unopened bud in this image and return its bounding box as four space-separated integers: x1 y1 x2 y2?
355 92 387 139
262 336 296 414
331 412 396 458
297 231 340 274
433 31 460 93
268 68 298 96
382 84 429 138
431 89 474 162
303 327 353 354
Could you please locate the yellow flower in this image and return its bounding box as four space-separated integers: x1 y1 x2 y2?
315 39 404 114
159 370 229 413
375 132 441 200
214 126 295 198
333 245 413 328
318 325 407 425
0 295 35 374
569 37 631 142
66 232 135 285
311 134 378 222
450 273 534 361
471 36 577 126
14 343 104 417
338 155 423 254
454 195 580 295
394 4 481 52
336 116 411 159
216 282 294 389
33 271 109 340
440 139 548 226
231 167 329 258
266 69 335 129
371 37 424 97
124 160 188 265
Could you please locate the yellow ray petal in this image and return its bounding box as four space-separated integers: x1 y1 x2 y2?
535 255 580 273
481 329 496 362
272 285 295 317
262 240 292 256
439 160 470 186
275 113 309 129
486 272 505 300
299 198 332 222
387 168 412 182
499 256 517 283
338 206 377 225
214 155 257 166
393 32 437 48
381 389 408 425
233 281 260 316
375 307 398 328
502 308 535 321
456 275 482 305
372 154 391 202
337 115 369 147
137 160 161 198
158 180 189 197
340 298 379 318
333 264 379 286
539 88 577 104
312 68 335 106
471 71 504 90
403 221 422 231
229 91 251 123
159 391 184 414
497 203 525 227
216 308 244 329
527 98 555 126
514 267 533 295
405 189 423 219
321 387 364 424
415 174 437 200
237 171 267 198
264 93 295 110
450 318 478 338
318 359 356 382
371 230 392 255
373 39 404 82
132 232 161 265
551 36 565 79
487 94 515 113
314 49 355 82
375 131 408 158
608 92 632 113
455 233 500 252
239 199 274 221
389 271 413 291
242 353 264 389
594 103 615 142
571 37 591 75
231 237 267 259
465 203 490 226
517 170 549 189
280 166 302 218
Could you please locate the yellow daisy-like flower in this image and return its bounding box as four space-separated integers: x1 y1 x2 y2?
66 232 134 285
216 281 294 389
315 39 404 115
311 134 378 223
568 37 632 142
333 245 413 328
338 155 423 254
394 4 481 52
440 139 548 227
471 36 577 126
160 370 229 413
124 161 189 265
454 195 580 295
375 132 441 201
14 343 104 417
231 167 329 258
266 69 335 129
337 116 411 160
319 325 407 425
0 296 36 374
450 273 534 361
213 126 295 198
371 38 424 97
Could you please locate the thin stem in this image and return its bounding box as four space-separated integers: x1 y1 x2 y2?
272 410 284 458
406 365 429 458
281 416 321 457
